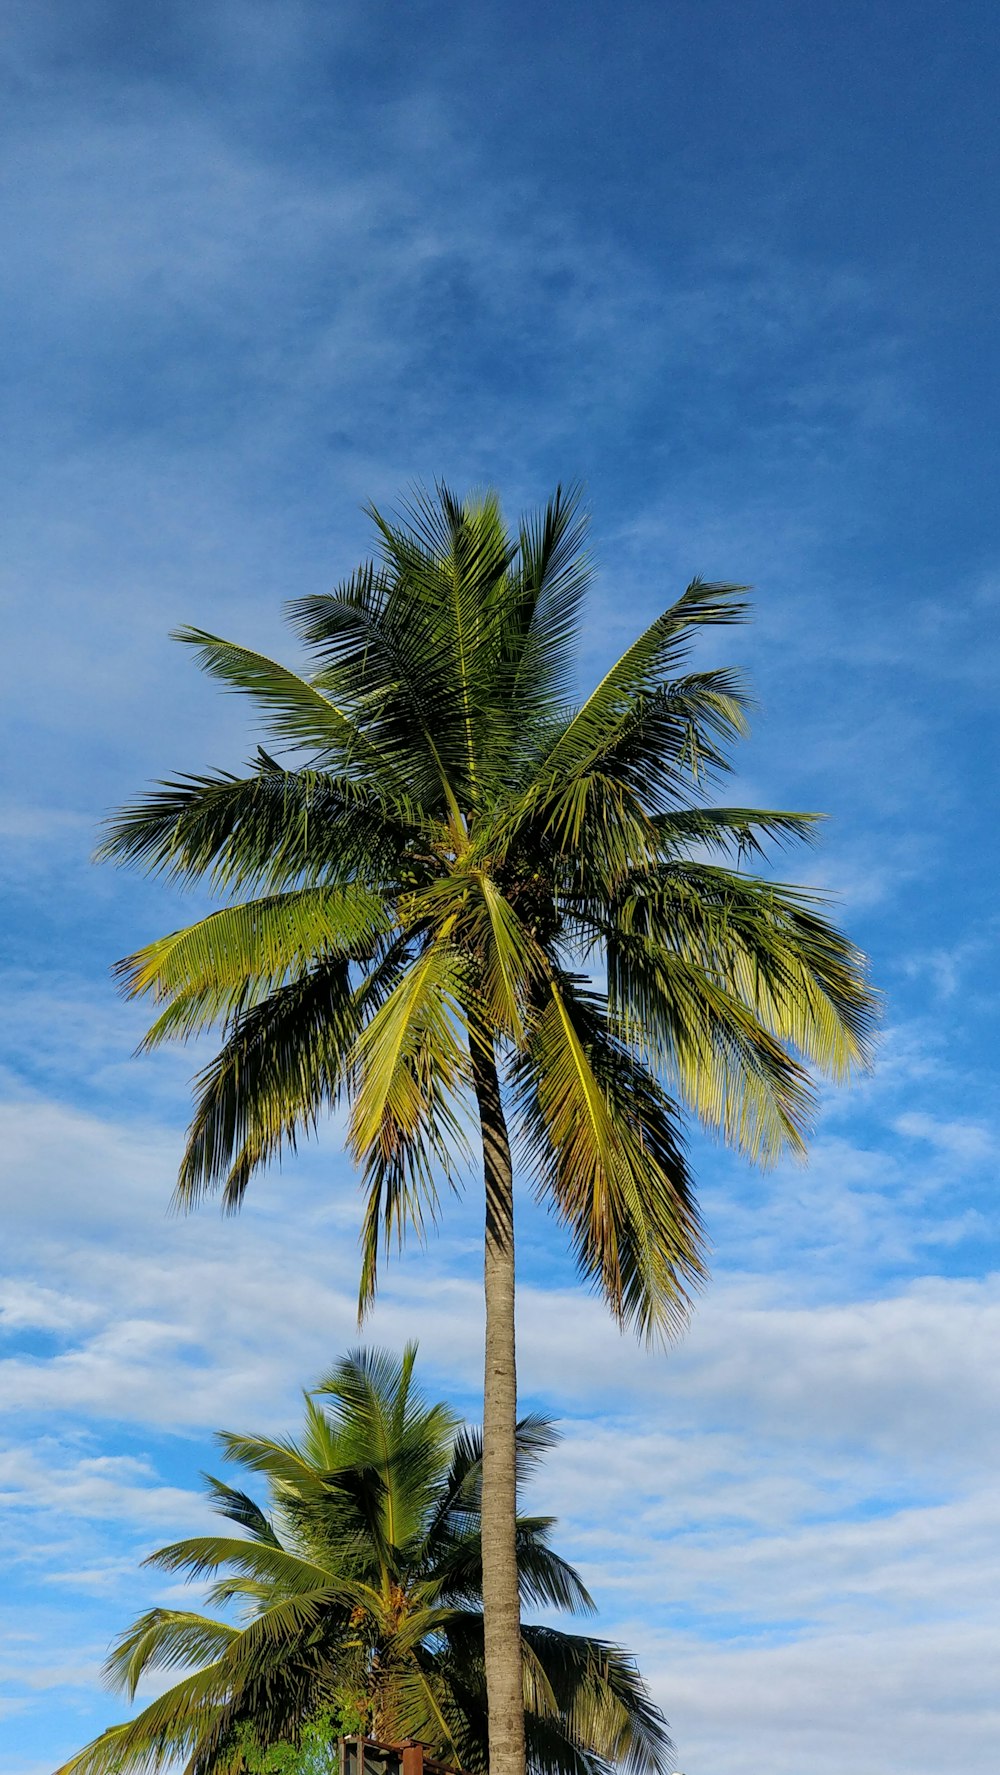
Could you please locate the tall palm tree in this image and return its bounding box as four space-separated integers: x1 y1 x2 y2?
100 486 876 1775
57 1346 672 1775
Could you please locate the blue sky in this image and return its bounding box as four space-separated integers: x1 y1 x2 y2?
2 2 999 1771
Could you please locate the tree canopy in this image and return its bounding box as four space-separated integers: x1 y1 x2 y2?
57 1347 673 1775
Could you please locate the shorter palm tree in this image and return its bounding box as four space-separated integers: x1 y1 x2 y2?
58 1348 671 1775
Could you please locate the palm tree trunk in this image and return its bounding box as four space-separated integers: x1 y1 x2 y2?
471 1032 526 1775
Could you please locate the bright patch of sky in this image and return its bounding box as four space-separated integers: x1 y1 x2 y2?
1 3 998 1772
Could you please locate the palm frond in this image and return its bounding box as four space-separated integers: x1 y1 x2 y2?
396 484 514 800
211 1427 347 1514
433 1520 595 1616
173 960 358 1211
438 1615 673 1775
533 577 749 784
520 1627 673 1775
116 885 392 1043
460 871 550 1041
174 629 399 786
512 977 704 1340
653 804 824 859
607 861 877 1092
97 755 420 894
104 1609 240 1698
313 1346 460 1553
202 1475 281 1545
143 1534 335 1594
507 670 753 887
287 557 473 822
54 1661 233 1775
501 483 591 722
351 937 473 1312
604 929 818 1162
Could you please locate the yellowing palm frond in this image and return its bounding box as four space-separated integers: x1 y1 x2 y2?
513 978 704 1340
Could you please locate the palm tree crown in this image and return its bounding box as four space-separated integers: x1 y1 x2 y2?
57 1347 672 1775
102 484 874 1333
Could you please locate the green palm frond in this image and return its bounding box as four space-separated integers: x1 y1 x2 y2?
97 755 420 893
608 862 876 1080
429 1415 563 1528
351 938 473 1312
533 577 749 785
384 484 514 800
602 925 817 1161
349 936 469 1163
506 670 752 891
143 1535 335 1594
201 1477 281 1545
587 669 751 802
438 1614 673 1775
653 804 824 858
432 1519 596 1616
313 1346 460 1549
116 885 391 1042
174 630 400 787
104 1610 240 1697
500 484 592 725
513 977 704 1340
287 563 471 820
55 1661 234 1775
520 1627 671 1775
460 871 549 1042
174 961 359 1211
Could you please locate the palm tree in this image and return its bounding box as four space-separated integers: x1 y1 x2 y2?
56 1346 672 1775
100 485 876 1775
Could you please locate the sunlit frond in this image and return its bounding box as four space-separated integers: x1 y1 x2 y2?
54 1662 234 1775
313 1345 459 1552
653 804 824 859
520 1627 672 1775
438 1614 674 1775
533 577 749 784
502 484 592 722
611 863 876 1072
513 977 704 1340
202 1476 281 1545
116 885 392 1036
104 1610 240 1698
505 670 753 888
351 937 473 1311
143 1534 334 1593
288 560 471 820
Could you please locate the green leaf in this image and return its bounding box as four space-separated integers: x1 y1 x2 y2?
174 961 359 1211
175 629 401 785
97 756 421 894
513 977 704 1340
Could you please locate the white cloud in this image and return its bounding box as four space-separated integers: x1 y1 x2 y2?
893 1111 996 1164
640 1619 1000 1775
